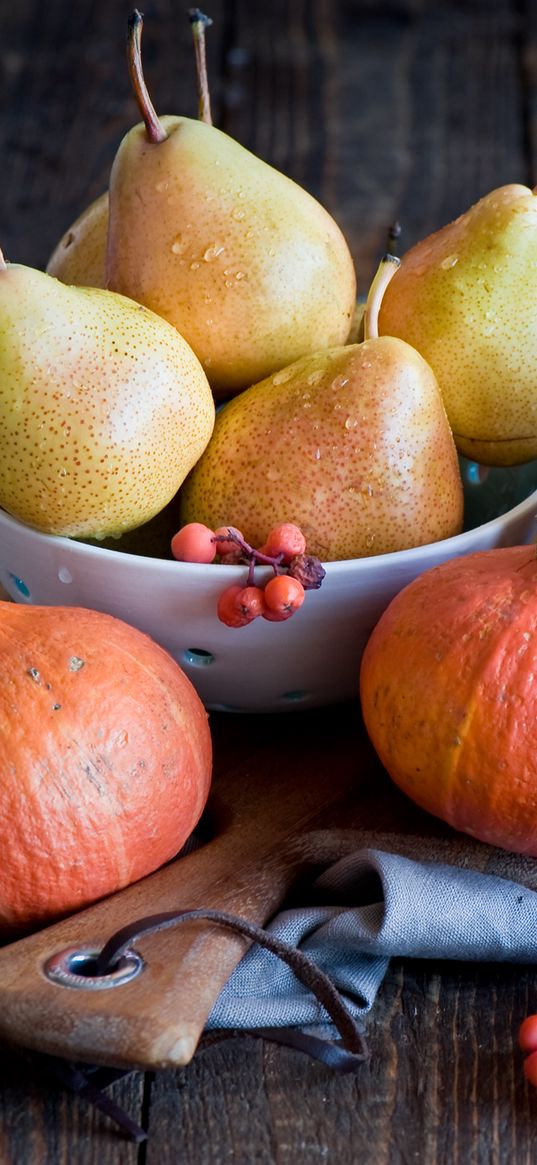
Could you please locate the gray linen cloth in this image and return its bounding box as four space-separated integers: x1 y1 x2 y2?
207 846 537 1030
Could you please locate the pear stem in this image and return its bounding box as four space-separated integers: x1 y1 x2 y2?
0 249 6 271
364 254 401 341
386 221 402 257
127 11 167 144
189 9 213 125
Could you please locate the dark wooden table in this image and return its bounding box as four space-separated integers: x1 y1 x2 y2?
1 0 537 1159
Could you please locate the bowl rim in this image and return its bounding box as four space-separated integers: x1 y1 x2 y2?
1 480 537 578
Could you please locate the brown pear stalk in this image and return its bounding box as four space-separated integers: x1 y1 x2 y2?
128 9 213 140
127 10 167 143
189 8 213 125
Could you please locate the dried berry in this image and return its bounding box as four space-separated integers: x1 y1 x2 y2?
287 553 326 590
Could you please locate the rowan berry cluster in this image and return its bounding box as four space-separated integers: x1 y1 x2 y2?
171 521 326 628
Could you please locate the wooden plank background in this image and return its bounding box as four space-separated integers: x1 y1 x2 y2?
1 0 537 1160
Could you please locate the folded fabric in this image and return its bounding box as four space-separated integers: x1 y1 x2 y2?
207 847 537 1031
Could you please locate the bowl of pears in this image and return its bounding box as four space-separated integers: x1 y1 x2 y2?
1 11 536 713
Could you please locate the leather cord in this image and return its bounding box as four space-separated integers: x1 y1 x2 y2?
96 905 370 1069
35 905 370 1142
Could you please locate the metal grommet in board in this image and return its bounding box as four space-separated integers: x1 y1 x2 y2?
43 945 144 990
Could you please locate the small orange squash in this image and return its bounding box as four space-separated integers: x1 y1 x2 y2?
360 545 537 856
0 601 212 933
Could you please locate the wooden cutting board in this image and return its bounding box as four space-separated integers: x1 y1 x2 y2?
0 703 534 1071
0 704 372 1069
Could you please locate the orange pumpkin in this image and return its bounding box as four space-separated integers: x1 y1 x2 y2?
360 544 537 856
0 601 212 933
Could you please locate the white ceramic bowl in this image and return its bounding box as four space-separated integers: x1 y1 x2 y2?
1 458 537 712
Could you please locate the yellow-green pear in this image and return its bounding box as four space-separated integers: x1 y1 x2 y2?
0 252 214 538
47 192 108 288
80 493 179 557
180 256 463 561
379 184 537 466
106 13 356 397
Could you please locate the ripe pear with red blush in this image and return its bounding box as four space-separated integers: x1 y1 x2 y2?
105 12 356 397
180 255 463 562
379 184 537 466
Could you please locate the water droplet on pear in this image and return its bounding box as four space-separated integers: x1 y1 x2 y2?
203 244 225 262
272 368 294 386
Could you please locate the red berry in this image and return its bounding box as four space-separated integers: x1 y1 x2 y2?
263 575 305 619
519 1015 537 1054
261 604 290 623
263 523 307 565
235 585 265 622
171 523 216 563
524 1050 537 1087
217 584 264 628
213 526 245 557
217 585 251 628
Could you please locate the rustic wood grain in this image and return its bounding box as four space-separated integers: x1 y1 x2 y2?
0 1052 145 1163
0 0 536 1160
521 0 537 181
142 960 537 1165
220 0 533 291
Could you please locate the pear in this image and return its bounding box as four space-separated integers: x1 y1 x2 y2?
44 13 212 290
106 12 356 397
80 492 179 557
0 251 214 538
379 184 537 466
347 300 365 344
47 192 108 288
180 256 463 562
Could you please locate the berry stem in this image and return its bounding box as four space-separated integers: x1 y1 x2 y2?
363 253 400 341
213 528 285 573
252 548 285 572
189 9 213 125
127 11 168 144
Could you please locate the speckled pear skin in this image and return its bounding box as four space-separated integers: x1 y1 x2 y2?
106 117 357 397
80 492 180 557
0 263 215 538
46 192 108 288
179 340 463 562
378 184 537 466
